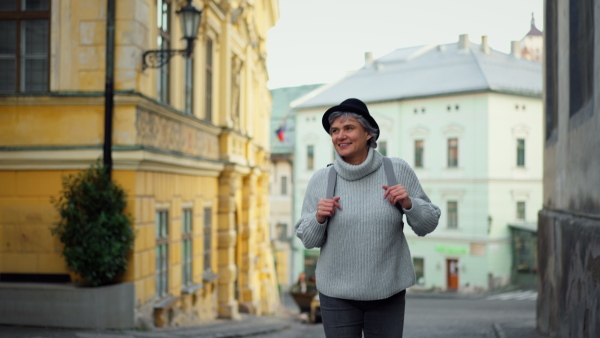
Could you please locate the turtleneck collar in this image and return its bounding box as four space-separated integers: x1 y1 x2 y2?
333 147 383 181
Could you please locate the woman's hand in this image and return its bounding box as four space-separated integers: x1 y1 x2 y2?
382 185 412 210
316 197 342 223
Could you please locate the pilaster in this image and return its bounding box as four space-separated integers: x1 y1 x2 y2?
216 168 239 319
237 172 258 313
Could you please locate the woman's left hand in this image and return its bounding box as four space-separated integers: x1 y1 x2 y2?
382 185 412 210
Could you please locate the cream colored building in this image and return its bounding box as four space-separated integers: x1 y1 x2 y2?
268 84 322 290
0 0 279 328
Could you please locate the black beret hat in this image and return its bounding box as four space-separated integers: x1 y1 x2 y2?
322 98 380 140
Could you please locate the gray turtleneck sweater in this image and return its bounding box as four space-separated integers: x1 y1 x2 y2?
294 148 440 301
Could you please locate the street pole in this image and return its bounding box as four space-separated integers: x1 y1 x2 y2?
103 0 116 179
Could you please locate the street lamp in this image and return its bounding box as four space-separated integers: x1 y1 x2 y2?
142 0 202 70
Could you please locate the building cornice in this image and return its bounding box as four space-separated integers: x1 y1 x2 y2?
0 146 226 177
295 89 542 112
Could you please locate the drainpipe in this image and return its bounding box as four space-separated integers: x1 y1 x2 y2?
103 0 116 179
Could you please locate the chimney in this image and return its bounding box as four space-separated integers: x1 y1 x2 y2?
458 34 470 50
365 52 374 66
511 41 521 58
481 35 490 54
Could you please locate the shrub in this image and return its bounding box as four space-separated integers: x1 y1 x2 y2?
51 161 134 287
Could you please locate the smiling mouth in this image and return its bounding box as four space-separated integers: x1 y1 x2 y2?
338 143 351 148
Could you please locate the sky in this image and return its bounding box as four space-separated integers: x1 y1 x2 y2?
266 0 544 89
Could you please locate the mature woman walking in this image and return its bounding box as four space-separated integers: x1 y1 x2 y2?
294 98 441 337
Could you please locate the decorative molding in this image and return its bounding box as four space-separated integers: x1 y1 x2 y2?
0 148 226 177
511 124 530 137
410 125 430 137
302 133 319 143
511 189 531 200
440 189 466 199
442 123 465 135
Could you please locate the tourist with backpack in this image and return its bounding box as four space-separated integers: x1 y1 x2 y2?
294 98 441 337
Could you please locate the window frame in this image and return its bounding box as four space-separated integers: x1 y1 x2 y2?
155 210 169 298
307 145 314 170
516 138 526 167
181 208 193 287
414 139 424 168
0 0 50 93
447 138 459 168
203 207 212 273
280 175 287 195
447 201 458 229
157 0 171 104
413 257 425 286
204 38 213 121
516 201 526 220
379 141 388 156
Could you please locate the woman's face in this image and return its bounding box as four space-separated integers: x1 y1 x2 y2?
330 116 372 165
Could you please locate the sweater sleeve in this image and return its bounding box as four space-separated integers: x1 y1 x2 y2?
294 168 329 249
394 158 441 237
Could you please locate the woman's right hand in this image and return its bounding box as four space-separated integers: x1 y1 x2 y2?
316 196 342 223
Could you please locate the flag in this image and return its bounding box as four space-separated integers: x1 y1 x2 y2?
275 115 287 143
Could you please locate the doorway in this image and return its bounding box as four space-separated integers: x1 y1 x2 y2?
446 259 459 290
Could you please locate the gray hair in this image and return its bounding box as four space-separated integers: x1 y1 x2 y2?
328 111 379 149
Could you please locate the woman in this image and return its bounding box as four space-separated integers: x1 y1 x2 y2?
294 98 441 337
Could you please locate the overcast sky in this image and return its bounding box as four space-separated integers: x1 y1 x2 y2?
266 0 544 89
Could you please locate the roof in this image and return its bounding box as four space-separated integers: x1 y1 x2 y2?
525 14 543 37
293 41 542 110
270 84 324 154
526 25 543 37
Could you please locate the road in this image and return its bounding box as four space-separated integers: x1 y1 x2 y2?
266 290 541 338
0 290 542 338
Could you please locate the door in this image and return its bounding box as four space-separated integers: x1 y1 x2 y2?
447 259 459 290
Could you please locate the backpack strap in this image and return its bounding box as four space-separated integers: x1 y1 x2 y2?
382 157 405 217
325 165 337 200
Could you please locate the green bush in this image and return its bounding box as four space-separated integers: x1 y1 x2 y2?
51 161 135 287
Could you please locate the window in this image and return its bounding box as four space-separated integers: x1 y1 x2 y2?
276 223 287 241
157 0 171 103
280 176 287 195
307 145 314 170
0 0 50 93
447 201 458 229
447 138 458 168
414 140 424 168
517 201 526 220
184 57 194 115
205 38 213 121
379 141 387 156
155 210 169 298
203 207 212 272
413 257 425 285
517 139 525 167
182 209 193 287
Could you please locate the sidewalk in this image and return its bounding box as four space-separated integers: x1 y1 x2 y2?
0 314 291 338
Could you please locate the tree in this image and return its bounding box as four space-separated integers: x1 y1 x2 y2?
51 161 134 286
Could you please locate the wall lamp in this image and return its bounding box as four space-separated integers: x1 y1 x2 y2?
142 0 202 71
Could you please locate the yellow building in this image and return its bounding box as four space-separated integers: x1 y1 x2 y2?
0 0 279 327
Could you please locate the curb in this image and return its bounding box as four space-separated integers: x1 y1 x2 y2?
492 323 506 338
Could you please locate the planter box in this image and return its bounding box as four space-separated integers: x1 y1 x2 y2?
0 282 135 329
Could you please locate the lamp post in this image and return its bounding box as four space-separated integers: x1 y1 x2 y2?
142 0 202 70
